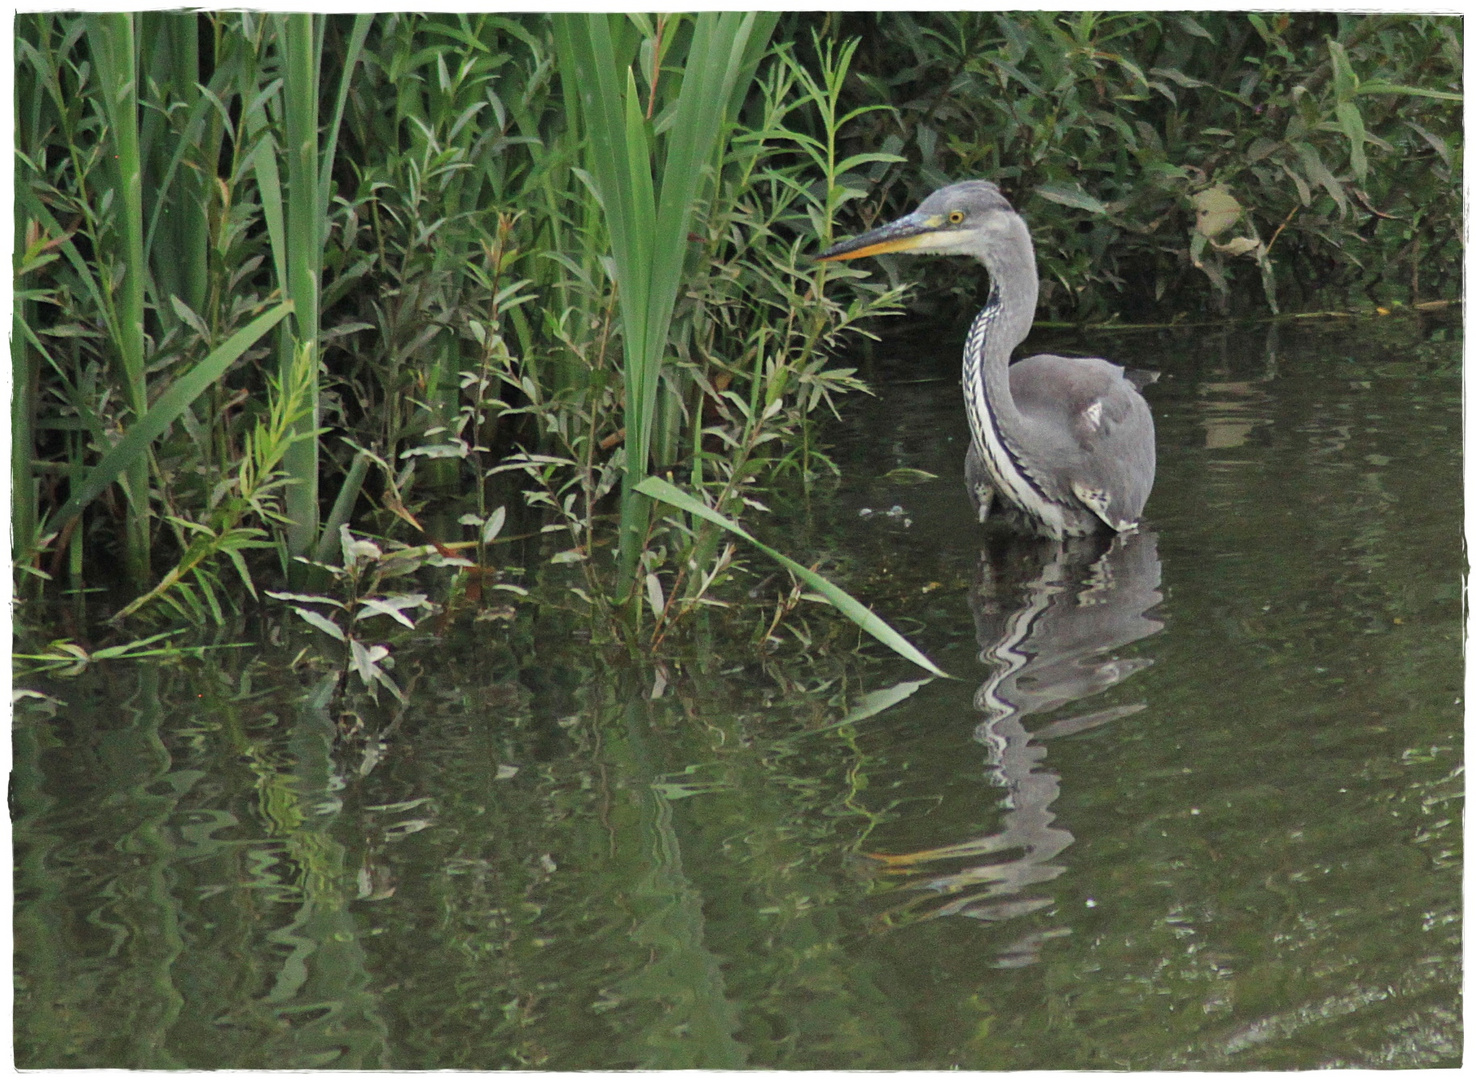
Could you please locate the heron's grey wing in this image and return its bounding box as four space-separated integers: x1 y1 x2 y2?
1009 354 1156 530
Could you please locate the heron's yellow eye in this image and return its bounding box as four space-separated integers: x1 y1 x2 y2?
948 210 965 224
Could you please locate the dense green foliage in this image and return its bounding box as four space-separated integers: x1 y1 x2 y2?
12 11 1462 635
14 13 900 630
829 11 1461 320
9 12 1464 1062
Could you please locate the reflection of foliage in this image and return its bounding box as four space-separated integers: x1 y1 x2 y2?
340 638 921 1068
14 656 390 1067
14 629 190 676
12 554 1463 1067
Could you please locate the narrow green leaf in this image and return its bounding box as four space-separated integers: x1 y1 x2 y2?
169 295 212 341
1326 38 1356 103
349 637 388 684
265 589 347 609
1036 181 1108 216
1356 80 1462 102
251 136 289 292
644 571 665 620
318 14 374 248
1295 142 1348 215
356 593 430 628
637 476 950 677
1334 101 1368 181
82 14 146 405
835 151 908 176
482 505 506 544
89 629 187 660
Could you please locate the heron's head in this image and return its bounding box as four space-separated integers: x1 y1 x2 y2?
816 181 1022 263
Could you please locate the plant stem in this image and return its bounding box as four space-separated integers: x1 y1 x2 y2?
280 13 322 568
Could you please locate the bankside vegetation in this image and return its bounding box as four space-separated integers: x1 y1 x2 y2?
12 13 1461 677
833 11 1460 320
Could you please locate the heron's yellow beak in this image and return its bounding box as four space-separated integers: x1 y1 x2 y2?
815 212 949 262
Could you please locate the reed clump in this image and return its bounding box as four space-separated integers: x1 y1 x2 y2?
13 13 926 668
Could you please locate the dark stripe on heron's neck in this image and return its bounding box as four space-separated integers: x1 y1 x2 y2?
966 287 1050 511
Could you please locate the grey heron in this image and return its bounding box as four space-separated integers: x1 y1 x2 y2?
818 181 1155 538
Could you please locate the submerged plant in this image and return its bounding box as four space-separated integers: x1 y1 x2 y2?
269 525 467 705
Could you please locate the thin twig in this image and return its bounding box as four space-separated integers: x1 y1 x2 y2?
1263 205 1298 257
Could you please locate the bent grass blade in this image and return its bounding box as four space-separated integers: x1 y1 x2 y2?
636 476 950 678
50 302 294 532
779 677 934 742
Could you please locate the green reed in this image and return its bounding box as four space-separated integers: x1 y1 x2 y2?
272 14 371 568
81 15 149 584
552 12 778 593
277 14 323 562
15 13 375 606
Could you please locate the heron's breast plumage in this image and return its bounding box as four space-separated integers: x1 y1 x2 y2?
961 301 1073 537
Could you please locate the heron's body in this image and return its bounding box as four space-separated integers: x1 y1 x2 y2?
818 181 1155 539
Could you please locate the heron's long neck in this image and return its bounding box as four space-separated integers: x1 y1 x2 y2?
962 219 1037 449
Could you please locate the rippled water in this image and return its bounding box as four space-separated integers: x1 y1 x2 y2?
13 317 1462 1068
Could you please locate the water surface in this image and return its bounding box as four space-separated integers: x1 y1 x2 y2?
13 317 1462 1068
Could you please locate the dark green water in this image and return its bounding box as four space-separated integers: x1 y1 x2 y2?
13 318 1462 1068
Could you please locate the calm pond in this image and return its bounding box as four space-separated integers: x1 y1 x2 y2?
13 317 1463 1069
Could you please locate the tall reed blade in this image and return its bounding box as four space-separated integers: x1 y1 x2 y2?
277 13 322 565
12 284 37 564
139 12 208 324
83 13 151 586
553 13 777 594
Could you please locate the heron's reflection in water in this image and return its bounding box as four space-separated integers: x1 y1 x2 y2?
867 529 1163 966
